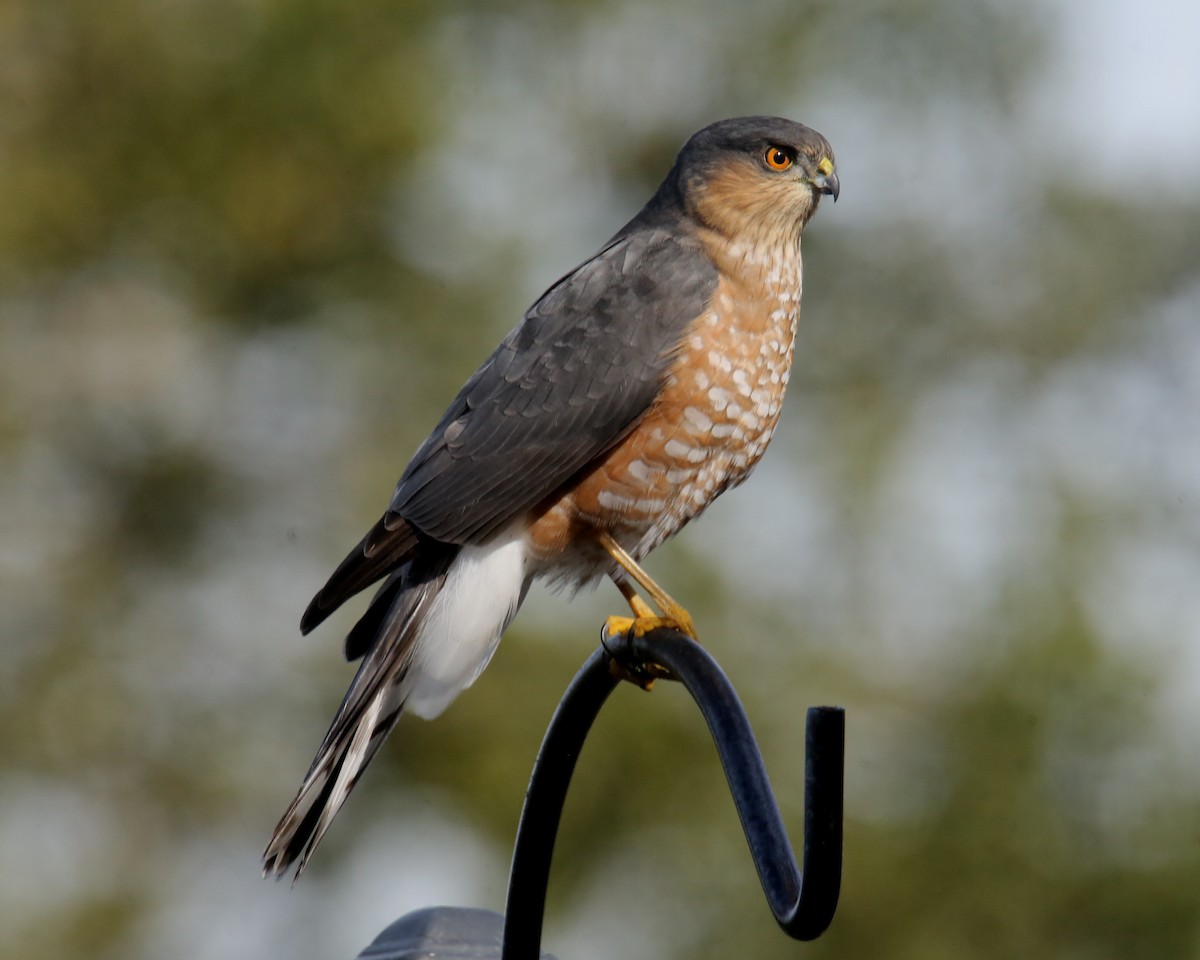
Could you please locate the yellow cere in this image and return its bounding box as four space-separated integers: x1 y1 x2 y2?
817 156 834 176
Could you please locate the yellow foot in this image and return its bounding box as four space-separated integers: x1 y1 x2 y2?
596 532 699 688
607 603 697 642
601 615 687 689
600 533 700 640
602 614 692 641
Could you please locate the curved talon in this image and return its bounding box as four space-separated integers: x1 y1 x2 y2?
601 614 633 647
601 615 680 689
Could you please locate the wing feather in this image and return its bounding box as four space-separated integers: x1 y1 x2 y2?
391 227 717 545
302 224 716 630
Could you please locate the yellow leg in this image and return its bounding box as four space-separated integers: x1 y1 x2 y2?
615 578 657 620
598 532 698 641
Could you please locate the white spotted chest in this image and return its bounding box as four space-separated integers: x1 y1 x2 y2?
524 235 805 579
616 239 805 556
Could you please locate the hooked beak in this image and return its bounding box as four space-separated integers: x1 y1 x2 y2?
816 170 840 202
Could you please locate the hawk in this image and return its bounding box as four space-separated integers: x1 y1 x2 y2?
264 116 839 879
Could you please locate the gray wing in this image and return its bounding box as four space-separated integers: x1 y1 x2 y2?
302 226 716 634
389 226 717 543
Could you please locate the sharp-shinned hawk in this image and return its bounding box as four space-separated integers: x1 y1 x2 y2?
264 116 839 879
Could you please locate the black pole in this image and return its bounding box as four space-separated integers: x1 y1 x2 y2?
501 646 619 960
501 629 844 958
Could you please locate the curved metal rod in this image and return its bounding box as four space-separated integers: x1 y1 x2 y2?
501 629 844 958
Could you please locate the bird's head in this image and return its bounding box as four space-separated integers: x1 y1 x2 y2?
671 116 838 243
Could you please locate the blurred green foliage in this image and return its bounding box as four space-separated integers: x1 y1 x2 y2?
2 1 1198 959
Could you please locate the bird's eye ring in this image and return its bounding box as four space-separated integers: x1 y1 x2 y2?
764 146 794 171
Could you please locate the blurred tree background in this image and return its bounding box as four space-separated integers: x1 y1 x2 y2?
2 0 1199 958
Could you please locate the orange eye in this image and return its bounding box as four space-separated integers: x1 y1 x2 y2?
764 146 793 171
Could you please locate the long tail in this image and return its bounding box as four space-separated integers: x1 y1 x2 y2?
262 549 454 881
263 530 530 881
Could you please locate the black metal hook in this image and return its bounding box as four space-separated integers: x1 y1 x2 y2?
501 628 844 959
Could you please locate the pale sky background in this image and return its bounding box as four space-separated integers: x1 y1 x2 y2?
1033 0 1200 191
